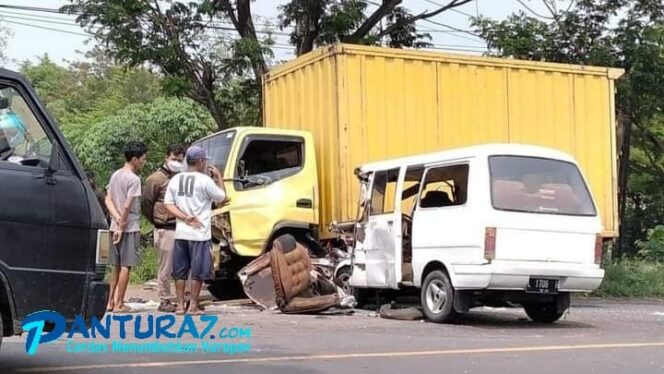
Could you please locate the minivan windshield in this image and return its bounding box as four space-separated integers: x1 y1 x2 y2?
489 156 597 216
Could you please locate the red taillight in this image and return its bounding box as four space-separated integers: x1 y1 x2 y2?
594 235 603 265
485 227 496 261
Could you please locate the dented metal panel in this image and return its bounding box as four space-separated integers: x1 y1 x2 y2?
264 44 622 237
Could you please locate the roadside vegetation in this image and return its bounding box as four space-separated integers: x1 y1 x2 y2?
597 226 664 298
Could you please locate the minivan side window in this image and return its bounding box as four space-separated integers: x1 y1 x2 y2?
370 168 399 215
418 164 469 208
0 86 53 169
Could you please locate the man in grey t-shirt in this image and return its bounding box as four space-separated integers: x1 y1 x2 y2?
105 141 147 313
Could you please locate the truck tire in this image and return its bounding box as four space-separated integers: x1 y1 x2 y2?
207 279 245 301
420 270 457 323
524 302 565 323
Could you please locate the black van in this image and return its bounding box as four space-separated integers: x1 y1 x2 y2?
0 69 109 348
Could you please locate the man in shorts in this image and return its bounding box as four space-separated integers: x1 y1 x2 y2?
164 146 228 315
105 140 148 313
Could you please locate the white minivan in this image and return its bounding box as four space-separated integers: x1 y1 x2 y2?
349 144 605 323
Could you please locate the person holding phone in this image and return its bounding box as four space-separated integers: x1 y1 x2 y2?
164 146 229 315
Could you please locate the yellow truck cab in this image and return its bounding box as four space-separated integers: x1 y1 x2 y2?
190 127 322 296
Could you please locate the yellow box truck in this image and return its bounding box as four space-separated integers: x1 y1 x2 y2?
201 44 623 298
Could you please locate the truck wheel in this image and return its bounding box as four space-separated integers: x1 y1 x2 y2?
524 302 565 323
0 310 3 350
207 279 245 301
421 270 456 323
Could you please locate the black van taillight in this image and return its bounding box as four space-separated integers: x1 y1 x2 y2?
485 227 496 261
594 235 603 265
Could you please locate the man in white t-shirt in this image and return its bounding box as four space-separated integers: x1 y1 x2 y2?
164 146 228 315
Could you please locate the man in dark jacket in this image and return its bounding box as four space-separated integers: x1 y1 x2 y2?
142 144 185 312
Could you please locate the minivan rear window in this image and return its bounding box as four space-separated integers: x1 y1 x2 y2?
489 156 597 216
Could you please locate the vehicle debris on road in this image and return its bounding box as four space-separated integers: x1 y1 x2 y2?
239 234 356 313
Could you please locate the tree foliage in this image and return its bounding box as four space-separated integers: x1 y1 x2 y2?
63 0 474 129
76 96 216 186
472 0 664 256
20 54 217 186
63 0 272 129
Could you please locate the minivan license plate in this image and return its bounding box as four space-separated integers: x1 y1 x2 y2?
527 278 558 294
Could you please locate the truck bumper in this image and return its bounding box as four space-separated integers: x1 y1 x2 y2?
452 261 604 292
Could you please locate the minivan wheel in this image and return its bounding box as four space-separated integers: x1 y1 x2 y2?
524 302 565 323
421 270 456 323
334 266 352 294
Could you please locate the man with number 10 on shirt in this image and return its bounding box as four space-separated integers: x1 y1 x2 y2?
164 146 229 315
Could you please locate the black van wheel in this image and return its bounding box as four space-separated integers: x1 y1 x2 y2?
524 302 565 323
0 311 3 350
421 270 456 323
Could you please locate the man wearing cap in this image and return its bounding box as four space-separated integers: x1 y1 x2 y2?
164 146 228 315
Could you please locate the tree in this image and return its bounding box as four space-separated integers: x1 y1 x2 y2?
65 0 475 129
76 96 217 186
20 50 163 147
63 0 272 130
472 0 664 256
277 0 473 55
0 19 12 67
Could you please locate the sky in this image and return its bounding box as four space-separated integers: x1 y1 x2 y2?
0 0 563 70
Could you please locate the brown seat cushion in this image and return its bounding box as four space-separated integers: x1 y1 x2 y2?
270 236 313 304
270 235 340 313
281 295 341 314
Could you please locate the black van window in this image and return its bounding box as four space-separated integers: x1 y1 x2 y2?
0 86 53 169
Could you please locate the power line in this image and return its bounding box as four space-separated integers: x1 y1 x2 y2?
0 4 65 14
423 18 482 38
0 8 75 21
424 0 475 18
0 12 89 28
0 2 484 52
2 19 91 37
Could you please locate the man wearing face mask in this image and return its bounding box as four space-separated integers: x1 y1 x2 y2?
142 144 185 312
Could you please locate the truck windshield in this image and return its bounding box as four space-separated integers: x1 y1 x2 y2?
489 156 597 216
192 130 235 174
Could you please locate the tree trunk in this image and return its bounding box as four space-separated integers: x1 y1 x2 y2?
616 115 633 259
206 96 227 130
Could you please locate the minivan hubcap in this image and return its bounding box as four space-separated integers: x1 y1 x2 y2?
426 280 447 314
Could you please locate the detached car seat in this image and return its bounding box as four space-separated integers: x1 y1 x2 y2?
270 235 340 313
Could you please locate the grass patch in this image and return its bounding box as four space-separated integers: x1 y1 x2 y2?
130 245 159 284
594 259 664 298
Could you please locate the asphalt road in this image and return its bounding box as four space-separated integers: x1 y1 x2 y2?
1 298 664 374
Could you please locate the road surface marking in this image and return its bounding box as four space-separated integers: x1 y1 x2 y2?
16 341 664 372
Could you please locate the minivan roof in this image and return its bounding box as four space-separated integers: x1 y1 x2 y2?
358 143 577 173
